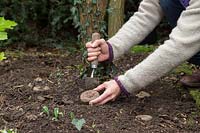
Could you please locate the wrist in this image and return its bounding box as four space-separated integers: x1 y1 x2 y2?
106 41 114 62
114 77 130 96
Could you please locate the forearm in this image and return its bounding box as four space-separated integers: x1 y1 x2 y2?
117 0 200 94
108 0 163 60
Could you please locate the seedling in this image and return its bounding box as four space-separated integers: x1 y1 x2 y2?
41 106 63 121
0 129 17 133
42 106 50 117
52 108 64 121
0 52 6 61
70 112 86 131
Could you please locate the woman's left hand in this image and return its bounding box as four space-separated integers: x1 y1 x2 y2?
89 80 121 105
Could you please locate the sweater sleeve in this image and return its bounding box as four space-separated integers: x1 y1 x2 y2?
108 0 163 60
118 0 200 94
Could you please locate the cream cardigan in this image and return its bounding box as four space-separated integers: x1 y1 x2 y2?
108 0 200 93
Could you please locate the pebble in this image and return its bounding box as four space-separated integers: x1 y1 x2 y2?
43 86 50 91
33 86 41 91
28 83 34 88
33 86 50 92
26 113 38 121
136 91 151 98
34 77 42 82
136 115 153 121
37 96 45 102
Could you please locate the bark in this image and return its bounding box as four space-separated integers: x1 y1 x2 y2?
79 0 108 44
108 0 125 38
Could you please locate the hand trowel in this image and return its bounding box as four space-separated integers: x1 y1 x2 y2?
84 33 101 90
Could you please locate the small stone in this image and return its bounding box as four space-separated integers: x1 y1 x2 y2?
158 107 163 112
136 115 153 121
26 113 37 121
37 96 45 102
34 77 43 82
43 86 50 91
136 91 151 98
33 86 41 91
28 83 34 88
126 64 131 67
80 90 100 103
13 85 24 89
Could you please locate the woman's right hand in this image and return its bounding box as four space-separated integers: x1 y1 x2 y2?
86 39 109 62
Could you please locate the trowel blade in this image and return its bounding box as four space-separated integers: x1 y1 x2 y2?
84 77 99 90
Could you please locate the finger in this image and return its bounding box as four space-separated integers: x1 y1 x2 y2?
86 41 92 48
88 52 101 57
94 84 106 92
87 47 101 52
87 56 97 61
89 91 110 105
91 39 105 47
98 95 114 105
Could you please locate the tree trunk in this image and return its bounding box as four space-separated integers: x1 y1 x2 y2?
79 0 108 44
108 0 125 38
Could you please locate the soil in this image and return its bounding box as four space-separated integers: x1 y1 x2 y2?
0 49 200 133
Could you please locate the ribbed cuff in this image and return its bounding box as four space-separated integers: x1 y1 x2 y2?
106 41 114 62
114 77 130 96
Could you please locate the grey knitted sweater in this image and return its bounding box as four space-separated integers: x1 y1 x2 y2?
108 0 200 94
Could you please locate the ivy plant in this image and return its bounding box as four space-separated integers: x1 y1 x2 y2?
0 17 17 41
0 17 17 61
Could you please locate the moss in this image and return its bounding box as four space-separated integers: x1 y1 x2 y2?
171 63 193 75
131 45 156 54
186 115 196 128
190 90 200 108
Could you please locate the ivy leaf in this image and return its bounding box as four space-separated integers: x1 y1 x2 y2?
0 52 6 61
0 31 7 40
92 0 97 4
71 118 86 131
0 17 17 32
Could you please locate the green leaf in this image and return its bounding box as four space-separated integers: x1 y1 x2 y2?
0 52 6 61
0 31 7 40
52 108 63 121
0 129 17 133
190 90 200 108
92 0 97 4
42 106 50 117
54 108 59 119
70 112 75 120
72 118 86 131
0 17 17 32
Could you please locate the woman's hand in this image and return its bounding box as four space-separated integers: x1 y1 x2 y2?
86 39 109 62
89 80 121 105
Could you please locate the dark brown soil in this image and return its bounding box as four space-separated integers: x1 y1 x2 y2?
0 49 200 133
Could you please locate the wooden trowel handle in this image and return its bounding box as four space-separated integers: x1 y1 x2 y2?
91 33 101 69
